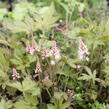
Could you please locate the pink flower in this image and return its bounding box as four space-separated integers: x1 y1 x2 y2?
12 68 20 80
51 41 57 54
78 38 89 61
35 61 42 73
29 47 35 55
32 39 37 49
78 38 88 54
26 40 39 55
41 41 61 60
51 41 61 60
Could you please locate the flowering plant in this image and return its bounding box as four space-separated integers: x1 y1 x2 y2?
0 0 108 109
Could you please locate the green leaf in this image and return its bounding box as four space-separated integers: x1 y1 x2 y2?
67 59 76 68
0 99 12 109
13 2 36 20
4 20 30 34
25 93 38 105
54 92 68 100
59 2 69 12
35 3 59 31
47 104 55 109
14 100 27 109
28 87 40 97
14 94 38 109
79 67 100 84
0 51 9 71
0 8 7 21
0 40 12 48
77 3 85 12
61 102 70 109
84 66 92 76
7 77 37 92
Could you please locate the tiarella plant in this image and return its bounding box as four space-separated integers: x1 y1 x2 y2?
0 0 109 109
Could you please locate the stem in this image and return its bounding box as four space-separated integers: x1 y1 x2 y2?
66 11 69 24
40 92 43 109
23 91 26 98
64 76 70 91
46 88 52 99
57 63 64 83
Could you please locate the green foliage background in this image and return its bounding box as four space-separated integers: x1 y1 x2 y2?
0 0 109 109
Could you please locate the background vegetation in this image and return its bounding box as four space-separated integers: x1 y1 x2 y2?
0 0 109 109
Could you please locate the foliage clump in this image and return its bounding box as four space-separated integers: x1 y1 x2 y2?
0 0 109 109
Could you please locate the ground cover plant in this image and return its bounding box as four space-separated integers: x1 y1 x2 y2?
0 0 109 109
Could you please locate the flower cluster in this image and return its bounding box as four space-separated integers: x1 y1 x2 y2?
12 68 20 80
41 41 61 60
26 40 39 55
26 39 61 61
26 40 61 70
40 41 61 66
35 61 42 73
51 41 61 60
78 38 89 61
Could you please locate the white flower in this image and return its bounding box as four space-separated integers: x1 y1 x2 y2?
76 65 81 69
51 41 61 60
50 60 55 65
86 57 89 61
55 53 61 60
26 40 39 55
78 38 89 61
35 61 42 73
12 68 20 80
